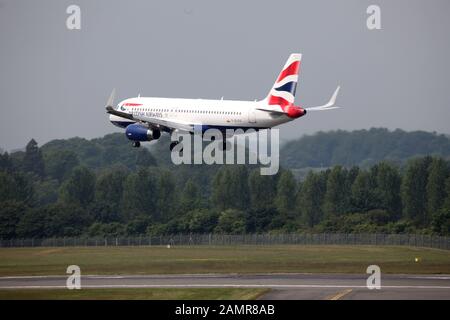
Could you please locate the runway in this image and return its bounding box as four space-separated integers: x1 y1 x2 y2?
1 273 449 299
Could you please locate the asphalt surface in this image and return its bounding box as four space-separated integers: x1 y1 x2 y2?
0 273 449 299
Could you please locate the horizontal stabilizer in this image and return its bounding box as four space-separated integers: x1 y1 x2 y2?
256 107 286 114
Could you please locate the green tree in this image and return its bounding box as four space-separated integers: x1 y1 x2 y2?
323 166 350 218
351 171 376 212
22 139 45 177
298 171 326 227
89 201 121 223
248 169 277 211
157 170 177 219
44 150 79 182
229 166 250 210
347 166 360 187
211 166 249 211
0 152 12 172
95 166 128 214
432 177 450 235
371 162 402 220
247 169 278 232
245 207 278 232
135 148 157 167
0 201 28 239
59 166 96 208
126 216 151 235
33 179 59 206
87 222 126 237
16 207 53 238
275 170 297 220
187 209 219 233
47 203 91 236
426 157 449 217
443 177 450 211
0 171 34 204
401 157 432 224
179 178 201 213
214 209 246 234
430 210 450 235
121 168 158 220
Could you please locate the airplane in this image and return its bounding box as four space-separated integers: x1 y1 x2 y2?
106 53 340 150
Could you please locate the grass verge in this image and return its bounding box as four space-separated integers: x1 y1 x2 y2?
0 288 269 300
0 245 449 276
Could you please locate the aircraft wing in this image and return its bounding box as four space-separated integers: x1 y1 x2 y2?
106 106 195 133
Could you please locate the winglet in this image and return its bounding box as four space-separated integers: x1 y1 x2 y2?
106 88 116 108
305 86 341 111
328 86 340 107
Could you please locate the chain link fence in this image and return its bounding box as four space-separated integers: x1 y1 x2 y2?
1 233 449 250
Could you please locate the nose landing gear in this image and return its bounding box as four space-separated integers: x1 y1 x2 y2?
132 141 141 148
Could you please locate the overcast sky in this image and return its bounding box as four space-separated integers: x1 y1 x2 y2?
1 0 449 150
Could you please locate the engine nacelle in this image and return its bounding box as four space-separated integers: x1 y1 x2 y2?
125 124 161 142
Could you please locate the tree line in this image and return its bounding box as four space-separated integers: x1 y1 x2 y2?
0 136 449 239
281 128 450 169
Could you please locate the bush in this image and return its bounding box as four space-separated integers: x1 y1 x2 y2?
214 209 246 234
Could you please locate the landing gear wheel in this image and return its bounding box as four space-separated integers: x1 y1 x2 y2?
132 141 141 148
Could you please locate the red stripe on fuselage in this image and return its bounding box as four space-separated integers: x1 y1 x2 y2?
123 103 142 106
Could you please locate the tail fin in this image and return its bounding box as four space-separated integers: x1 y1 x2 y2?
265 53 302 111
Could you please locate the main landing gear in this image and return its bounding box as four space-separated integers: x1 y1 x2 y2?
132 141 141 148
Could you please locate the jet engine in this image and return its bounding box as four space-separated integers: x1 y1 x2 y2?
125 124 161 142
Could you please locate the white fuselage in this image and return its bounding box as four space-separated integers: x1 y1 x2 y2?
109 97 294 132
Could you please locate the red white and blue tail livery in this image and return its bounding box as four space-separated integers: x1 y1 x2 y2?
267 53 301 108
106 53 340 148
